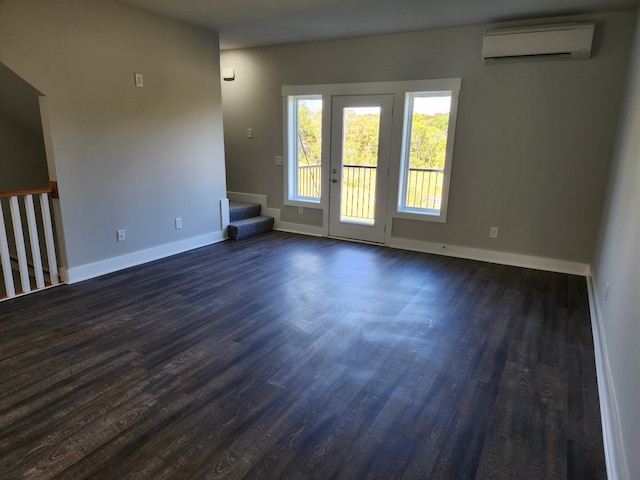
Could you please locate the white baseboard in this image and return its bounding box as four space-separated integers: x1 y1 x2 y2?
226 191 590 276
389 237 590 276
587 276 629 480
227 191 268 210
265 207 282 225
275 222 324 237
62 231 225 284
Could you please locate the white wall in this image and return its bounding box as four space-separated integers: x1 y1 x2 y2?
0 0 227 280
221 11 634 266
592 8 640 480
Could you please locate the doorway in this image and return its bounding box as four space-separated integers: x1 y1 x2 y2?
0 64 63 301
328 95 393 243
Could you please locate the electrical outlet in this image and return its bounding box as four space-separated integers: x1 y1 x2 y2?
117 229 126 242
247 128 253 139
175 217 182 229
489 227 499 238
134 73 143 87
275 156 284 166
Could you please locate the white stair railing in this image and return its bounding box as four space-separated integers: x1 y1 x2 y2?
0 184 60 301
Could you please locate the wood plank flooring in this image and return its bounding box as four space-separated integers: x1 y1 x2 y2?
0 232 606 479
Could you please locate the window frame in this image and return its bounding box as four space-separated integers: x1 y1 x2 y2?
284 95 324 206
282 79 461 224
396 89 460 223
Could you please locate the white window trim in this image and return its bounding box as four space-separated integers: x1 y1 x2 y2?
282 78 462 222
395 88 461 223
285 95 324 206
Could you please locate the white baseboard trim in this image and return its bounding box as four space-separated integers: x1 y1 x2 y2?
265 207 282 225
226 191 590 276
587 276 629 480
275 222 324 237
62 231 225 284
227 191 267 210
389 237 590 276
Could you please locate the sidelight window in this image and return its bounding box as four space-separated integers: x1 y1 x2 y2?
286 95 323 203
398 92 456 221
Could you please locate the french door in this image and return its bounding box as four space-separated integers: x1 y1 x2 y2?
328 95 393 243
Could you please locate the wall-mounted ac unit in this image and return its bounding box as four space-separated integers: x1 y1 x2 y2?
482 22 595 64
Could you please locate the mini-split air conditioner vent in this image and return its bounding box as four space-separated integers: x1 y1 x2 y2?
482 22 595 64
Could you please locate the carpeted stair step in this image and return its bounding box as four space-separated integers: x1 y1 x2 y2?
229 201 262 222
228 216 274 240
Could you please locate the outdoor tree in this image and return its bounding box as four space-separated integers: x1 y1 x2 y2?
343 110 381 166
295 101 450 213
297 105 449 170
408 113 449 170
297 101 322 166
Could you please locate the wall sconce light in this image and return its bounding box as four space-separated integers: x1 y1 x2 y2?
222 68 235 81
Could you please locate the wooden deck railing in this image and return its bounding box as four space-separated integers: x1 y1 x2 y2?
0 182 60 301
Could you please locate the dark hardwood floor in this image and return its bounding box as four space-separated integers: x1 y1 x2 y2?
0 232 606 479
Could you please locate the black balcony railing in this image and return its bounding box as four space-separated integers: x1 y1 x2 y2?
404 167 444 211
341 165 376 223
296 164 444 218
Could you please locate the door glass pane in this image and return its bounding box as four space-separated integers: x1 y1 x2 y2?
341 106 380 225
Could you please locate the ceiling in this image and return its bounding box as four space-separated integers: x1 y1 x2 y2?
117 0 638 50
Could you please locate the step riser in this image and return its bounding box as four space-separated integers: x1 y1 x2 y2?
228 216 274 240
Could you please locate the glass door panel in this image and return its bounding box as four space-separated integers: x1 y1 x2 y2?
340 106 380 225
329 95 393 243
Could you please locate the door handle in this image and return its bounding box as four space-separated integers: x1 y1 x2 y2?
331 178 338 183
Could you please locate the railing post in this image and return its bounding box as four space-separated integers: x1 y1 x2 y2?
40 193 59 285
25 194 46 289
0 200 16 298
9 196 31 294
0 187 61 300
